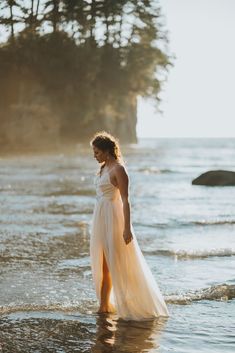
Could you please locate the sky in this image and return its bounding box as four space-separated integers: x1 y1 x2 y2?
137 0 235 138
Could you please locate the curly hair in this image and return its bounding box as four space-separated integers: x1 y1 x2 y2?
90 130 124 175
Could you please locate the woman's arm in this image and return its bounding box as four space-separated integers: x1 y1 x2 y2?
115 165 133 244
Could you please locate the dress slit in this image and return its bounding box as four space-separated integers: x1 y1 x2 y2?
101 250 112 289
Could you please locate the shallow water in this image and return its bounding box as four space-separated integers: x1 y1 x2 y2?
0 138 234 352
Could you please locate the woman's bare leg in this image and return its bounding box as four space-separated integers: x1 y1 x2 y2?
98 251 116 313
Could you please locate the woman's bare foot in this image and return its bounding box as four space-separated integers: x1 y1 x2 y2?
98 303 116 313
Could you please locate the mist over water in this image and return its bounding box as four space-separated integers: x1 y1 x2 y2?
0 138 234 352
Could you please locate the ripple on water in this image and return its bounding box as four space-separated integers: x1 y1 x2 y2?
0 300 234 353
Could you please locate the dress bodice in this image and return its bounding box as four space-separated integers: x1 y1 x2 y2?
94 167 122 202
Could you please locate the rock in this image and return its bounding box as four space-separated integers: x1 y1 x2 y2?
192 170 235 186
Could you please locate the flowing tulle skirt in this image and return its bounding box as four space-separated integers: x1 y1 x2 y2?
89 198 170 321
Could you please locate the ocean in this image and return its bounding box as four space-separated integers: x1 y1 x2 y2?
0 138 234 352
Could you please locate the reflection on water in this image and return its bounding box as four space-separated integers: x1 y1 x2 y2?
0 310 168 353
92 313 168 353
1 300 235 353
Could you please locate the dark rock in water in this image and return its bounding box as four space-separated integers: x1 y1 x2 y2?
192 170 235 186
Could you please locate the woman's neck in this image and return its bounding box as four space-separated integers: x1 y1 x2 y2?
104 159 116 168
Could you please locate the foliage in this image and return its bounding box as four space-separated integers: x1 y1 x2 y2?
0 0 172 146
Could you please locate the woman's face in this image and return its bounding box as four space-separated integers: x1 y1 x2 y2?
93 145 108 163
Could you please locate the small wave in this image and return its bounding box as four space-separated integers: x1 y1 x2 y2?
166 283 235 304
137 167 175 174
135 220 235 229
192 220 235 226
1 284 234 314
144 248 235 259
0 302 85 315
175 219 235 228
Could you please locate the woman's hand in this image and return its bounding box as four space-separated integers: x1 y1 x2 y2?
123 228 133 245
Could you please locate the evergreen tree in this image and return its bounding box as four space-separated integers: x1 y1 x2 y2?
0 0 172 149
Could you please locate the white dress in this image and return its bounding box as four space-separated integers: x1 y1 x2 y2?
89 165 170 321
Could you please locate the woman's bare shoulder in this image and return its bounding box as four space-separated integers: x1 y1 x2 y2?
113 162 128 176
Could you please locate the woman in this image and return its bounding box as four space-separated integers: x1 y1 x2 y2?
89 131 169 321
